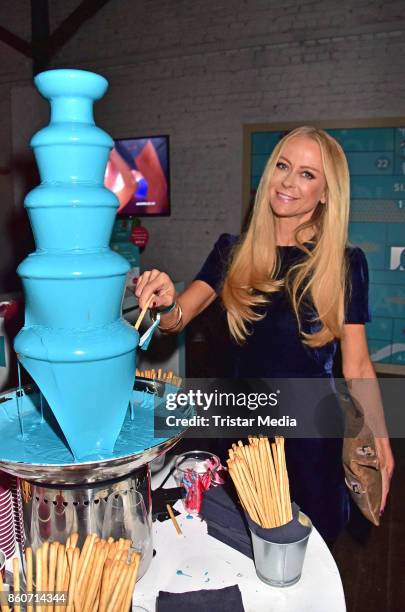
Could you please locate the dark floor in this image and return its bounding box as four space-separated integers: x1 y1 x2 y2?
332 437 405 612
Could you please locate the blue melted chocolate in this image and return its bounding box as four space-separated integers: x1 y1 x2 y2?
0 388 172 464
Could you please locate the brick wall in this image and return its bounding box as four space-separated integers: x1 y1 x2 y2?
0 0 404 289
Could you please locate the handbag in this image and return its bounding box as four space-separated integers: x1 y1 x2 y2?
340 391 382 526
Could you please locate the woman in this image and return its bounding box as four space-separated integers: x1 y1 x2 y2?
136 126 394 542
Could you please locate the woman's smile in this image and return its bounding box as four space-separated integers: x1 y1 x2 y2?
276 191 299 202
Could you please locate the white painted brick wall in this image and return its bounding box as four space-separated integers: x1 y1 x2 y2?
0 0 404 289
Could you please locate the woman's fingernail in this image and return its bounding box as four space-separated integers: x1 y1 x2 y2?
153 301 157 307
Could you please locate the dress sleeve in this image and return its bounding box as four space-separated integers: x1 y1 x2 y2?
194 233 238 294
345 247 371 324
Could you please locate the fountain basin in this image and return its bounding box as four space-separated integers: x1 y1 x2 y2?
0 385 185 485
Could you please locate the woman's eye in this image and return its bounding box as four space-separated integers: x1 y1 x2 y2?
302 170 315 179
276 161 287 170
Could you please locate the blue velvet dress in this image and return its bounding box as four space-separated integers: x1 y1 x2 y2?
195 234 371 541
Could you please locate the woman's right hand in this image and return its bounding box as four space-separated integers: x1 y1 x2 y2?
135 270 176 311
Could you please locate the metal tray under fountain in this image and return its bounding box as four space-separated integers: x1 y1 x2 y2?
0 384 187 485
0 436 182 486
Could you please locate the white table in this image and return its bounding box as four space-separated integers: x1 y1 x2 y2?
136 464 347 612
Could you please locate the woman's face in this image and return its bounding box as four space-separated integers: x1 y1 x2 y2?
268 135 327 220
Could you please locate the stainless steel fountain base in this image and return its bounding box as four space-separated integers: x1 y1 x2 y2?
21 465 153 580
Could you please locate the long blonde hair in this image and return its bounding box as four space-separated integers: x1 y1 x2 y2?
222 126 350 347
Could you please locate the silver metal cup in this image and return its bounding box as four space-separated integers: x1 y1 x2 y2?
249 511 312 587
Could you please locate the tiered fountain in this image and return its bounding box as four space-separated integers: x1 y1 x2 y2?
0 68 183 578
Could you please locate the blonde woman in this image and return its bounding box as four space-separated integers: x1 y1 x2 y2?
136 126 394 542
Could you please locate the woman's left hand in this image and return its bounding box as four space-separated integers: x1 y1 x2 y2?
375 437 395 515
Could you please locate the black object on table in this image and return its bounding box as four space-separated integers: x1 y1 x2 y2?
201 482 310 553
200 482 254 558
156 584 245 612
152 486 183 522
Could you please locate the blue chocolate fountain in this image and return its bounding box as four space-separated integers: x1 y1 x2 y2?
0 71 188 577
14 69 139 460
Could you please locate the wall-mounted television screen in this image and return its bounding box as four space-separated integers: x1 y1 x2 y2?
104 135 170 216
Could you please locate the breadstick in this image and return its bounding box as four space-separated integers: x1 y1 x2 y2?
254 439 274 528
251 444 269 526
36 546 43 612
271 442 279 482
117 538 125 551
12 558 20 612
276 439 286 523
261 437 276 525
121 553 141 612
77 533 97 591
231 457 261 524
48 541 59 610
66 547 79 612
258 439 274 527
114 562 130 610
243 443 257 483
66 547 82 612
81 540 102 605
278 436 292 522
166 504 182 535
78 535 98 596
69 532 79 549
227 461 259 524
265 438 282 525
42 541 49 593
108 557 122 596
107 551 126 600
237 456 267 525
237 440 248 464
62 550 71 611
107 541 117 561
25 547 34 612
82 541 107 612
55 544 65 600
77 534 91 580
98 559 112 612
106 561 128 612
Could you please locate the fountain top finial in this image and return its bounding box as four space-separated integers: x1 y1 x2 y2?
35 68 109 102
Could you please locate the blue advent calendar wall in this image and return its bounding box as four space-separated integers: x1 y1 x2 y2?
247 124 405 371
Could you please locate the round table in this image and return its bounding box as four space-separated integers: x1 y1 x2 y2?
136 465 347 611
